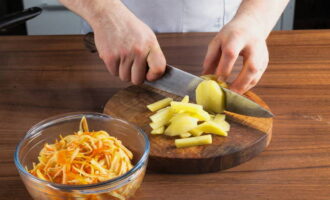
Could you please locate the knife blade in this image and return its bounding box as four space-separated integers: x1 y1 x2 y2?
144 65 274 118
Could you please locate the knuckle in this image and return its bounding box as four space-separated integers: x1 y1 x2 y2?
247 64 258 74
150 65 165 77
119 49 129 57
152 66 163 74
223 48 238 59
132 45 144 55
101 52 119 64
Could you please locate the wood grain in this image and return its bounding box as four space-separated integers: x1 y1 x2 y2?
103 85 272 173
0 30 330 200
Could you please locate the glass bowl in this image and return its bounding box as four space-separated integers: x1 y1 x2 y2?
14 112 150 200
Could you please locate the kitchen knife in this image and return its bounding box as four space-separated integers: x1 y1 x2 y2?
144 65 274 118
82 33 273 118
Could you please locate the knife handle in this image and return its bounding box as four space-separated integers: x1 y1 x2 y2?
83 32 98 53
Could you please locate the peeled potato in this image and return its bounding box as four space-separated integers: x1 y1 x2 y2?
149 107 172 123
175 134 212 148
196 80 225 114
147 97 173 112
181 95 189 103
151 126 165 134
149 121 164 130
213 114 226 121
190 121 227 137
215 120 230 132
171 101 203 111
146 79 232 148
165 113 198 136
201 74 229 88
189 128 203 137
180 132 192 138
170 101 210 121
213 114 230 132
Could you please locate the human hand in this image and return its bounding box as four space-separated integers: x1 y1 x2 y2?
202 17 269 94
90 1 166 84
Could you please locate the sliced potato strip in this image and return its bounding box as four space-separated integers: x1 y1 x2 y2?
214 120 230 132
213 114 230 132
213 114 226 122
193 121 227 136
181 95 189 103
151 126 165 135
146 78 232 148
150 121 165 130
170 101 203 111
149 107 172 123
170 101 210 121
180 132 192 138
147 97 173 112
189 128 204 137
165 113 198 136
175 135 212 148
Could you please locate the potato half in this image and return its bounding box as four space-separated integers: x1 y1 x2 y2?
196 80 225 114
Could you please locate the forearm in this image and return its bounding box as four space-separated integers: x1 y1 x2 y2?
233 0 289 38
59 0 122 27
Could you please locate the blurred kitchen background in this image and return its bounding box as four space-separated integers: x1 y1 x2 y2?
0 0 329 35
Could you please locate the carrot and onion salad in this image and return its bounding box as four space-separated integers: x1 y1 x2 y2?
28 117 133 185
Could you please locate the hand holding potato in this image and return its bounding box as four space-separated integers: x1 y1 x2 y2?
202 0 289 94
203 17 269 94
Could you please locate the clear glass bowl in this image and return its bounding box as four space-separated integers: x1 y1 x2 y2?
14 112 150 200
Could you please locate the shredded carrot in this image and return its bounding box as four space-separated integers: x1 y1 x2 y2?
28 117 133 185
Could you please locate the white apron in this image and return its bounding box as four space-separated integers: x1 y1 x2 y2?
82 0 242 33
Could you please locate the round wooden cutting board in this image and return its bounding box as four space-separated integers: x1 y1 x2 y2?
104 85 273 174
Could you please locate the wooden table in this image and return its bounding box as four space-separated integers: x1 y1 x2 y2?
1 30 330 200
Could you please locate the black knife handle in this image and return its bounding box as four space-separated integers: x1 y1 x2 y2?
0 7 42 30
83 32 98 53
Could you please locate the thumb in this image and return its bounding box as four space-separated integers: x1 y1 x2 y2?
146 44 166 81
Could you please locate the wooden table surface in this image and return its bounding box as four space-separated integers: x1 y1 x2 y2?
1 30 330 200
